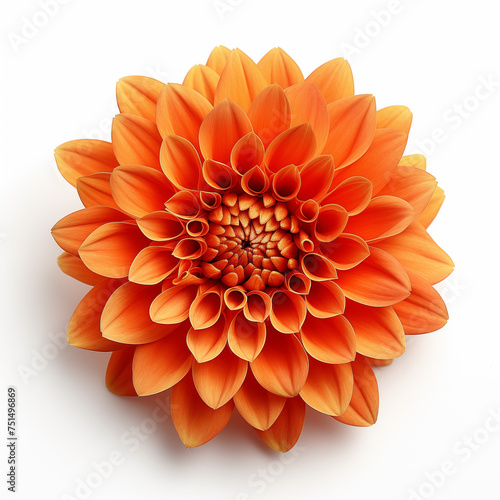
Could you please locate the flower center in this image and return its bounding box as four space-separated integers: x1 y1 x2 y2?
201 193 301 291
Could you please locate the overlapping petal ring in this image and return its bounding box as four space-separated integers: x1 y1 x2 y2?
52 46 454 452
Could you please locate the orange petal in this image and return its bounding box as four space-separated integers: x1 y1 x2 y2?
203 159 239 191
285 82 329 153
247 84 291 149
101 282 177 344
224 287 247 310
106 348 137 397
52 207 130 256
334 356 378 427
228 310 266 362
77 172 119 209
418 186 445 229
128 246 178 285
323 176 373 216
333 129 407 194
272 164 301 202
299 359 353 416
256 397 305 452
233 369 286 431
57 252 103 286
374 222 454 284
230 132 265 175
156 83 212 153
132 324 192 395
150 284 198 324
257 47 304 88
323 95 376 169
304 280 345 318
301 253 338 281
251 326 308 397
187 313 228 363
116 76 164 122
189 290 223 330
110 165 174 217
344 195 414 242
264 123 317 173
300 314 356 363
183 64 219 104
214 48 268 112
284 271 311 295
112 113 162 170
192 346 248 409
399 153 426 170
297 155 334 202
79 222 149 278
344 300 405 358
241 166 270 196
269 290 307 333
160 134 202 190
377 166 437 219
67 278 126 351
165 191 201 219
199 99 253 164
243 291 272 322
377 105 413 136
171 373 234 448
305 58 354 103
367 357 394 367
314 204 348 243
137 211 184 241
54 139 118 187
336 246 411 306
392 270 449 334
320 233 370 271
206 45 231 75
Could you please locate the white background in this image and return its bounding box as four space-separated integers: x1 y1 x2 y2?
1 1 499 499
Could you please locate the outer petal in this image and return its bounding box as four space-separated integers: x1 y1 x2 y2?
57 252 103 286
377 105 413 136
299 359 353 416
418 186 445 229
392 270 449 334
67 278 126 351
51 207 130 257
374 222 454 284
150 284 199 324
199 99 253 164
377 166 437 219
228 310 266 362
112 113 162 170
171 374 234 448
247 84 291 149
132 323 192 395
187 314 228 363
285 82 329 153
322 176 373 216
320 233 370 271
116 76 164 122
101 282 178 344
336 247 411 306
343 195 414 242
206 45 231 75
251 326 309 397
257 47 304 88
79 222 149 278
332 129 407 194
192 346 248 409
323 95 376 168
183 64 219 104
156 83 212 153
305 58 354 103
214 48 268 112
54 139 118 187
304 280 345 318
233 369 286 431
256 397 305 452
77 172 119 209
128 246 178 285
399 153 426 170
106 348 138 397
343 300 406 359
110 165 174 217
334 356 379 427
300 314 356 364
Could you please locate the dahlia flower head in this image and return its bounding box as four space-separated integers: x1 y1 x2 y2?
52 46 454 452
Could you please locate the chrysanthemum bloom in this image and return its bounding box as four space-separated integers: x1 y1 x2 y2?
52 46 453 451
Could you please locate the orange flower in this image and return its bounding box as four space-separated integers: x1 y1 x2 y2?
52 47 454 452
